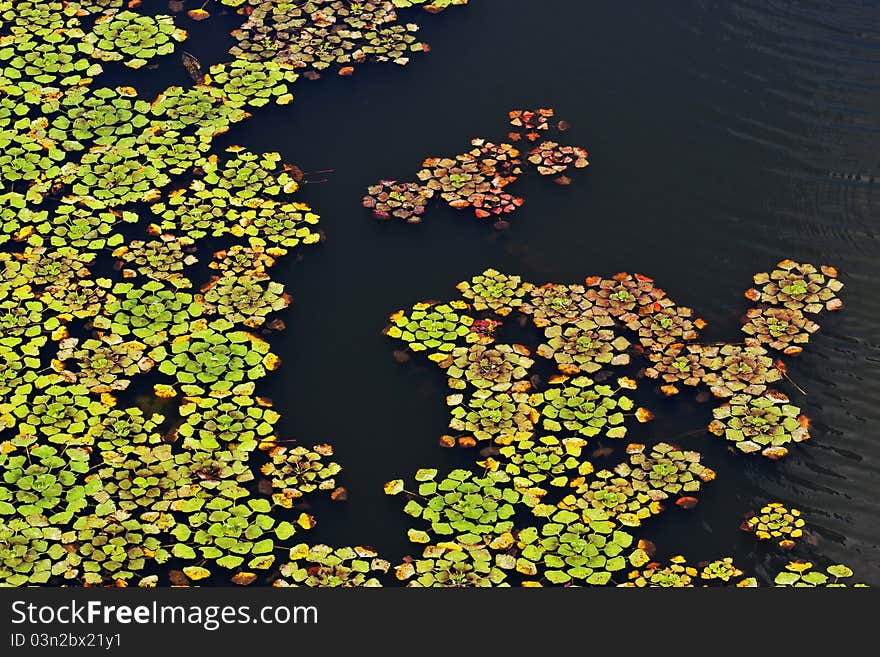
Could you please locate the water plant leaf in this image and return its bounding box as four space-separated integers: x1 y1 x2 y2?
384 479 404 496
183 566 211 581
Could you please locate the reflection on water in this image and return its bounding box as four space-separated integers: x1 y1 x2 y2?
176 0 878 581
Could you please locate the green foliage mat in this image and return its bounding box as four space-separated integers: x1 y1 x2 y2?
0 0 467 587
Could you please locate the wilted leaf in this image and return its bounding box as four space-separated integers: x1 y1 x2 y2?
384 480 404 495
231 572 257 586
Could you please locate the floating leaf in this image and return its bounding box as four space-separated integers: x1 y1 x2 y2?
183 566 211 581
187 9 210 22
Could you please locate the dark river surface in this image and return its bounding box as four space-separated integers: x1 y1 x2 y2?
164 0 879 583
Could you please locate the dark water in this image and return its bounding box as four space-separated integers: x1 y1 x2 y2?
177 0 878 583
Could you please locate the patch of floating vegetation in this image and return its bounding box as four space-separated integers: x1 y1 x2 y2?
363 109 589 227
0 0 468 587
381 264 867 585
395 542 508 587
276 543 390 587
385 264 842 461
179 0 467 79
772 561 864 587
741 502 805 550
86 11 188 70
709 391 810 457
621 555 761 587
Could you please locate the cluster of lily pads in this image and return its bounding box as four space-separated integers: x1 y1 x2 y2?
0 0 383 587
182 0 470 79
708 391 810 458
0 0 489 590
741 502 805 549
363 109 589 226
621 555 755 587
383 265 840 463
378 433 734 586
84 11 188 70
276 543 389 587
741 507 865 586
709 260 842 459
772 562 864 587
381 266 865 585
